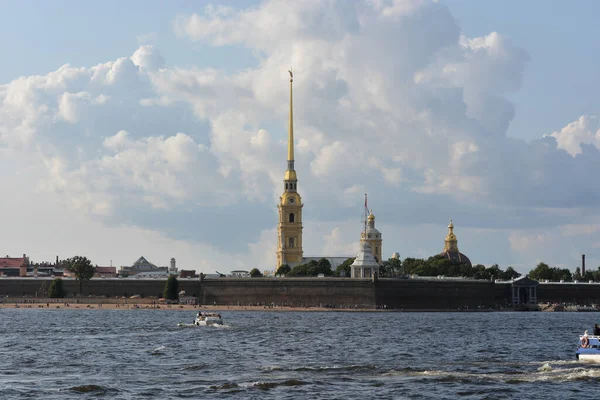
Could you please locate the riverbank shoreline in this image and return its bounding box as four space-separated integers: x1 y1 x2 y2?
0 301 522 312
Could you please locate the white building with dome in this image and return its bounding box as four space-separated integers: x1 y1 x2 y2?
351 195 382 279
351 241 380 279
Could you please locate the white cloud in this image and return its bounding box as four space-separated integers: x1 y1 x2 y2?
549 115 600 156
55 91 92 123
509 231 551 253
2 0 600 273
131 45 165 71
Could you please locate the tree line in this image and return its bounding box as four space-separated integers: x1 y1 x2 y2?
274 255 522 280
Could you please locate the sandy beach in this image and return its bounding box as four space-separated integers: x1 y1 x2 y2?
0 299 390 312
0 301 513 312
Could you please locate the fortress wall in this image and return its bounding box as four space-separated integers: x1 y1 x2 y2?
537 283 600 304
3 277 600 308
375 279 498 309
198 278 375 308
494 283 512 305
0 278 200 299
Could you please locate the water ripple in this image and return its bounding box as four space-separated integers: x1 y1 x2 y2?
0 309 597 398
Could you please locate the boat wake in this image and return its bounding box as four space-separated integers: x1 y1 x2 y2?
150 345 167 355
177 322 231 328
384 363 600 383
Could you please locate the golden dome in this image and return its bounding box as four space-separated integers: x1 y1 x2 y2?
368 210 375 221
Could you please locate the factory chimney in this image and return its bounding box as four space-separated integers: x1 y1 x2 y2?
582 254 586 276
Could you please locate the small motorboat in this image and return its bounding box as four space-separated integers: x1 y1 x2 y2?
194 312 223 326
576 330 600 362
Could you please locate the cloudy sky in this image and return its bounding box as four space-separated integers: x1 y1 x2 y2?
1 0 600 274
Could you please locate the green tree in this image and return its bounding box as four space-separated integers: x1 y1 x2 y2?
163 275 179 300
48 278 65 298
287 259 333 277
486 264 502 281
250 268 263 277
380 257 402 277
276 264 291 276
335 258 354 277
313 258 333 276
529 262 572 282
65 256 95 295
557 268 573 282
501 266 521 280
529 262 552 281
287 263 308 277
402 257 426 275
573 267 582 281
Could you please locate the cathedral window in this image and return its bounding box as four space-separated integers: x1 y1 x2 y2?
288 237 295 248
289 213 295 223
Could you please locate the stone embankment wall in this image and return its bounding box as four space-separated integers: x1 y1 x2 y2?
1 278 600 308
538 283 600 304
199 278 375 308
0 278 201 299
375 279 498 310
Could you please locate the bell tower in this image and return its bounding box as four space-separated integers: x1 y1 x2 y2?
276 70 303 268
360 194 383 264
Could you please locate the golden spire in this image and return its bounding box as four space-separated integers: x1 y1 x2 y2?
444 219 458 252
284 69 297 183
287 68 294 162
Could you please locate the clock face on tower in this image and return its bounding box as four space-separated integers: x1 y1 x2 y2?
288 197 295 204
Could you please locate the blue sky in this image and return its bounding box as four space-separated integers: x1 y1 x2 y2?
1 0 600 274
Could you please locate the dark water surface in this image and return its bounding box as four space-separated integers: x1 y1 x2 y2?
0 309 597 399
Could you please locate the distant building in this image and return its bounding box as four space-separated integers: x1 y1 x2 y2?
231 270 250 278
440 220 472 267
179 270 196 278
94 266 117 278
119 256 167 277
351 241 380 279
169 258 178 275
360 209 382 264
0 254 29 277
350 194 382 279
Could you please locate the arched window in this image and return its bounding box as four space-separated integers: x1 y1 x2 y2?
288 237 295 248
285 183 289 190
289 213 295 223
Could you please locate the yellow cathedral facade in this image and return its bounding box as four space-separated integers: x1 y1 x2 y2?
276 71 304 267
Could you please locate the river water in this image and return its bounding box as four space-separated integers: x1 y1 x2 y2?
0 309 597 399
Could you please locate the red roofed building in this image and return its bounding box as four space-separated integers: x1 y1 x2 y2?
0 254 29 277
94 266 117 278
